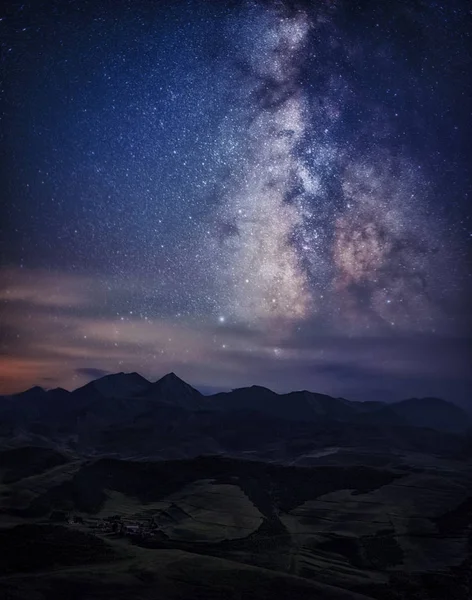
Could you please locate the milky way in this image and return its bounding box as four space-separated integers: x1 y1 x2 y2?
214 6 312 325
0 0 471 402
208 1 462 337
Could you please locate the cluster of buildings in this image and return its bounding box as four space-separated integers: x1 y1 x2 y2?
67 513 162 540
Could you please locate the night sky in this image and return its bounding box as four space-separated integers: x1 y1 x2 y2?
1 0 471 405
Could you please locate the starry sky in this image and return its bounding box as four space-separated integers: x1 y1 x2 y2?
1 0 471 405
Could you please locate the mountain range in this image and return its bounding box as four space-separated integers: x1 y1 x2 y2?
0 371 470 461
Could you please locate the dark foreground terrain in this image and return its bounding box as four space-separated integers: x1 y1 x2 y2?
0 373 471 599
0 448 470 599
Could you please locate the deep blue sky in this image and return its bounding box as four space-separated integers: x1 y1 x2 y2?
1 0 471 405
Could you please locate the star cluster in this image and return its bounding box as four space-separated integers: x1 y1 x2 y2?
0 0 471 403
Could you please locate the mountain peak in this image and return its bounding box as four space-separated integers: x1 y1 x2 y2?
157 372 184 384
75 371 151 399
13 386 46 399
49 387 68 394
230 384 276 395
399 396 452 407
146 372 205 409
392 396 470 433
154 372 198 392
27 386 46 394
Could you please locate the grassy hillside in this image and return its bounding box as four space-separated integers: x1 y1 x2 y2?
0 523 122 574
0 450 470 599
0 447 70 484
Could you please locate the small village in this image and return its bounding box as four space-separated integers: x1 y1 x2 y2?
50 511 165 541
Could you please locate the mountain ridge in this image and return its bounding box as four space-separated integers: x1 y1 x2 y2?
0 371 470 461
1 371 469 431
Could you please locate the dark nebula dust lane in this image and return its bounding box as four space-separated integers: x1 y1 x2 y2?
0 0 471 404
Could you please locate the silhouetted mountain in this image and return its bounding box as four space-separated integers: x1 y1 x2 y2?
209 383 470 432
1 372 470 461
389 397 469 433
0 386 71 432
211 385 361 423
140 372 206 410
73 371 151 400
15 385 46 399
